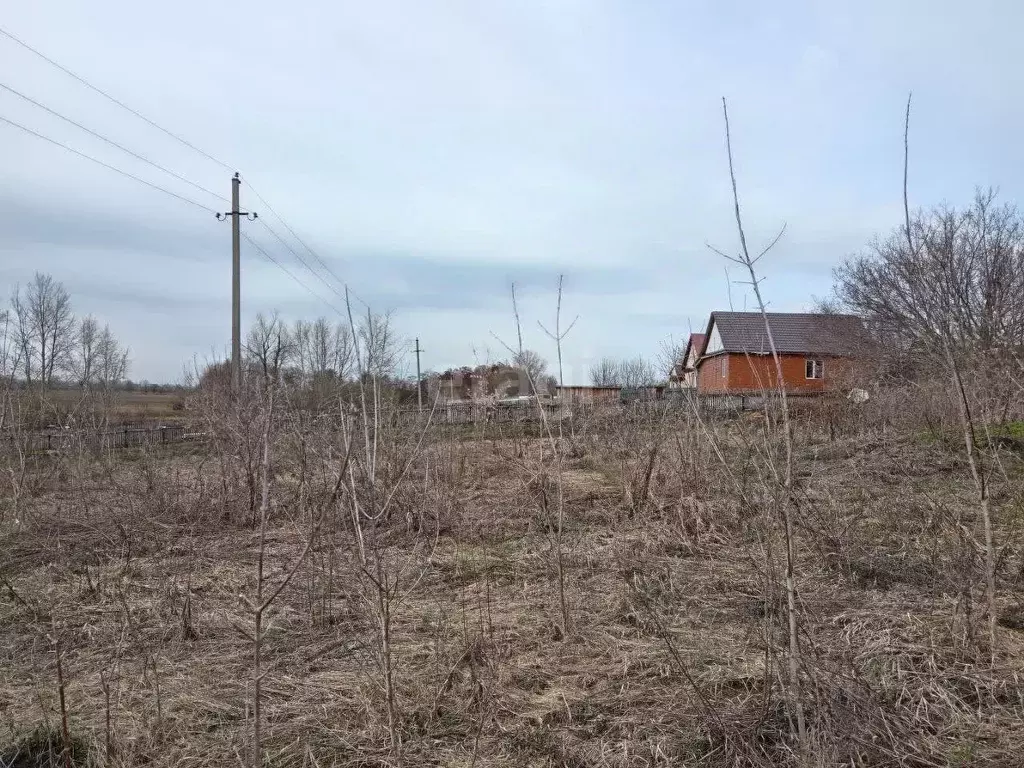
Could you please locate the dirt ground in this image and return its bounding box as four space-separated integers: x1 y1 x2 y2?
1 422 1023 767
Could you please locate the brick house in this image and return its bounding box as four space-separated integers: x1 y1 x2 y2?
668 332 706 389
695 312 867 394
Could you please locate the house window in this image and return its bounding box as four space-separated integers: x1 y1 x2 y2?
805 358 823 380
722 355 728 378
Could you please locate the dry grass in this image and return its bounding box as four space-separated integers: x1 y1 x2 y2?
1 403 1023 767
34 390 187 426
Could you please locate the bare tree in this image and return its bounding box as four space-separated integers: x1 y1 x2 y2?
834 188 1024 371
10 287 36 384
359 310 402 380
656 336 686 384
12 273 76 387
246 312 294 384
291 319 311 380
332 321 354 380
70 315 99 388
589 357 621 386
588 356 658 388
95 325 129 389
512 349 546 394
0 309 22 388
307 316 335 379
618 356 658 388
0 309 23 431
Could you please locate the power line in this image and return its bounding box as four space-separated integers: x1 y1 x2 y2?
0 24 377 313
240 232 349 319
244 180 347 285
0 114 219 214
257 216 353 308
0 81 228 204
242 177 371 309
0 24 234 173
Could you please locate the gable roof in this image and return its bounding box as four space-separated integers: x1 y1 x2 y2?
682 333 706 371
699 312 867 357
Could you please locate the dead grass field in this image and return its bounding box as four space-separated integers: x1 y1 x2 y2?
1 408 1023 767
41 390 187 425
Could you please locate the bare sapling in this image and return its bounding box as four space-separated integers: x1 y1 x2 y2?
48 615 73 768
707 97 806 752
902 94 997 663
492 280 573 637
246 386 320 767
337 291 440 756
100 669 113 764
538 275 579 444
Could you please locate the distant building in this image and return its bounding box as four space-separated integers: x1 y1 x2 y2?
431 368 488 402
668 332 706 389
694 312 867 394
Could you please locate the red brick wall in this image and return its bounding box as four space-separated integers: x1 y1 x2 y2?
698 353 848 393
697 353 730 393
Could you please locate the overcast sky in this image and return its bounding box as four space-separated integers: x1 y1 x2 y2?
2 1 1022 384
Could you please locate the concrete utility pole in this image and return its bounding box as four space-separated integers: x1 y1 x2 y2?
216 173 257 394
414 338 423 411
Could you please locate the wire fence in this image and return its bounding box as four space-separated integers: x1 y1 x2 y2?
392 393 794 427
0 392 832 455
394 400 565 426
0 424 200 455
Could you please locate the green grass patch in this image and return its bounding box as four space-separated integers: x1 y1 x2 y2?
0 726 95 768
989 420 1024 439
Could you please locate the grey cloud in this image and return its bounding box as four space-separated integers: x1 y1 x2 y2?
2 192 656 316
0 192 221 263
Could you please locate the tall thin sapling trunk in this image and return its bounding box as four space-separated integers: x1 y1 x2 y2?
903 94 996 663
707 97 806 751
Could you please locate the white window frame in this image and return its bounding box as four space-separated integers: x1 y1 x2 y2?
805 358 824 380
722 355 728 378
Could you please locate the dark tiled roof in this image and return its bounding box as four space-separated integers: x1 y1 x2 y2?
702 312 867 356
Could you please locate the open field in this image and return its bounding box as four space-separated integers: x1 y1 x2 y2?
34 390 187 427
1 400 1023 767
